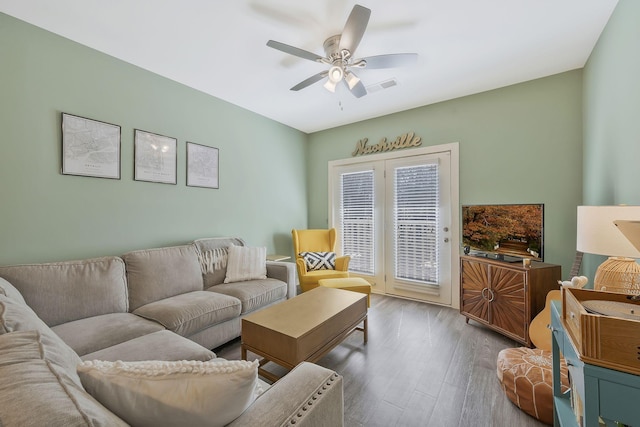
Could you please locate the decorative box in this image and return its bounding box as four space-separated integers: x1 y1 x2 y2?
562 287 640 375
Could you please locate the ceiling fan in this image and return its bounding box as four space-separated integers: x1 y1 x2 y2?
266 4 418 98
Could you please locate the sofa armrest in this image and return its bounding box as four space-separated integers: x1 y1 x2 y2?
228 362 343 427
266 261 297 299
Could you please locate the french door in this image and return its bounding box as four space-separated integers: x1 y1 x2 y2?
329 144 458 306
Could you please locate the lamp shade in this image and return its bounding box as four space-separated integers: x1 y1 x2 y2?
576 206 640 258
614 220 640 252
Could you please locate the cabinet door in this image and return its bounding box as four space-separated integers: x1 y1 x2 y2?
489 266 526 341
460 260 489 322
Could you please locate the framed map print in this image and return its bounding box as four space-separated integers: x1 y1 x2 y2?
186 142 219 189
61 113 121 179
134 129 177 184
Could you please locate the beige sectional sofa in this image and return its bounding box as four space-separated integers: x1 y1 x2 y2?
0 237 344 426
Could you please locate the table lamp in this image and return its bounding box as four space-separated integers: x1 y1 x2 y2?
614 220 640 252
576 206 640 294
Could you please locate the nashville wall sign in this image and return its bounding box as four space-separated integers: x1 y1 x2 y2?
352 132 422 156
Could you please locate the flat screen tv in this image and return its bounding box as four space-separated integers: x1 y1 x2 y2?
462 203 544 262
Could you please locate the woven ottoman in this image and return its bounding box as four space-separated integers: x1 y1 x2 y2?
318 277 372 307
497 347 569 425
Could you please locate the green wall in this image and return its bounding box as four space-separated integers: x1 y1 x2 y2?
4 2 628 283
0 13 308 265
582 0 640 279
308 71 584 275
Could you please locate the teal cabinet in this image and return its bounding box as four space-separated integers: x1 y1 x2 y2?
551 301 640 427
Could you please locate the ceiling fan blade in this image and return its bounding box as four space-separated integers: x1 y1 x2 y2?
358 53 418 69
339 5 371 55
291 71 328 91
250 3 315 30
267 40 325 62
345 78 367 98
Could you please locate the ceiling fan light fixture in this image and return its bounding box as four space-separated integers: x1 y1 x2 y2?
324 65 344 93
328 65 344 83
345 71 361 90
323 78 338 93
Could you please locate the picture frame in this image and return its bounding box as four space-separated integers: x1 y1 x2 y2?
186 142 219 189
61 113 121 179
134 129 177 184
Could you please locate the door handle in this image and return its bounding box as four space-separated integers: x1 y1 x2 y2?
481 288 495 302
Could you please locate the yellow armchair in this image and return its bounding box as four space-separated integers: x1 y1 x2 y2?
291 228 350 292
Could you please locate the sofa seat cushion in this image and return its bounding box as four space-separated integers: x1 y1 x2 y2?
133 291 241 337
0 256 128 326
123 244 204 311
0 295 83 385
0 330 128 427
207 279 287 314
52 313 166 357
81 330 216 362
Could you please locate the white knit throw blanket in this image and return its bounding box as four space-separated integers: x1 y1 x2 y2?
198 247 228 273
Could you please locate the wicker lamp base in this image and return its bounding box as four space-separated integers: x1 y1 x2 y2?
594 257 640 295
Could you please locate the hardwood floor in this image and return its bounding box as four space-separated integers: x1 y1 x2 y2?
215 293 548 427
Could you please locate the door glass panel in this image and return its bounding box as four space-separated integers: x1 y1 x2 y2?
340 170 375 275
394 163 439 285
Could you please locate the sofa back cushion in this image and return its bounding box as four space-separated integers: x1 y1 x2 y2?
0 277 27 305
0 294 83 385
193 237 245 287
123 245 203 311
0 257 128 326
0 330 128 427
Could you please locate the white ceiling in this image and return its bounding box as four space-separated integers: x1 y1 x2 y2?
0 0 618 134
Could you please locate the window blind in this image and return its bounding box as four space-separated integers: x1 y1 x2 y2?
340 170 375 275
394 163 439 285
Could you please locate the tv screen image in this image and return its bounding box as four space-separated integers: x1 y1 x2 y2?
462 204 544 262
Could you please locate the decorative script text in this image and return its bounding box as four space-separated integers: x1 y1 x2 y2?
352 132 422 156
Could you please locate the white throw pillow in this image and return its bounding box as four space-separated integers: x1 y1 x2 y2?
224 246 267 283
77 359 260 427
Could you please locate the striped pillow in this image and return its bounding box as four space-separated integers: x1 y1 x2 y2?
299 251 336 271
224 246 267 283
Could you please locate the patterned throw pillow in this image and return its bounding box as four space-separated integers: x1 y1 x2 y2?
299 251 336 271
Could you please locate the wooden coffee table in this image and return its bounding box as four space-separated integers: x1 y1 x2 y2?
241 286 368 382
